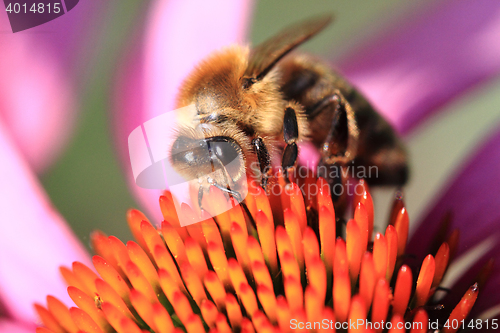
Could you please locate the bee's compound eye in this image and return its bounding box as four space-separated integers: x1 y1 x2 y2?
208 140 240 166
207 138 244 179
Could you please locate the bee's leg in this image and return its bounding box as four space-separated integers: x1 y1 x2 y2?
251 137 272 191
306 91 359 164
309 92 359 217
282 106 299 182
212 182 242 202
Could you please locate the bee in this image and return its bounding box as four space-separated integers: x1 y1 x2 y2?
170 14 408 215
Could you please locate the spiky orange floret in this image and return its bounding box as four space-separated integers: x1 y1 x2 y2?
36 178 481 333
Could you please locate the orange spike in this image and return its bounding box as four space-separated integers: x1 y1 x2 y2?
241 317 256 333
252 261 274 292
432 242 450 288
34 304 65 333
184 237 209 279
152 303 174 333
443 283 478 333
255 185 273 224
240 283 259 318
159 192 181 227
90 231 122 275
92 256 130 298
305 286 323 323
371 279 391 333
127 241 159 288
208 241 231 288
153 245 185 292
200 215 224 248
415 255 435 307
302 227 320 268
69 307 104 333
389 313 404 333
95 279 133 318
333 268 351 323
107 236 131 271
205 187 232 236
280 251 301 283
320 307 335 333
140 220 166 257
157 269 180 302
247 237 266 267
316 177 334 215
204 271 226 310
289 182 307 232
393 206 409 257
318 205 335 273
101 302 141 333
334 238 348 276
200 300 218 328
215 313 233 333
171 291 194 325
276 296 292 332
72 262 99 295
388 192 404 226
124 261 157 303
129 289 157 331
284 208 305 269
59 266 87 295
359 252 376 309
257 284 278 323
228 199 248 235
228 258 249 296
346 219 363 284
385 225 398 281
230 223 251 272
410 309 428 333
183 210 207 246
306 257 327 304
392 265 413 315
353 179 374 238
161 221 188 266
46 296 79 333
126 209 150 250
226 293 243 329
284 276 303 313
373 233 388 282
354 202 370 245
255 210 278 274
67 287 107 331
348 295 367 333
252 310 274 332
180 262 207 305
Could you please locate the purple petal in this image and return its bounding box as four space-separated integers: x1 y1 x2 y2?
0 120 91 324
408 127 500 309
0 2 107 172
338 0 500 134
113 0 253 220
0 320 33 333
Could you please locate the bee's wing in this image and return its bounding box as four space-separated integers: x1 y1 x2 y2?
244 14 333 81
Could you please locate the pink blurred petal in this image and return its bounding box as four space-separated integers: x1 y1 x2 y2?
408 127 500 309
0 120 91 324
113 0 253 220
0 320 33 333
338 0 500 134
0 2 109 172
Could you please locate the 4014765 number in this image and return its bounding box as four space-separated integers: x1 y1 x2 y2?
5 2 61 14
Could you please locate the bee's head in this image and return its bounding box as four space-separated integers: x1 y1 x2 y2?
169 126 247 190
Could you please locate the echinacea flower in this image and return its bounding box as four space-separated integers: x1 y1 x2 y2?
34 177 489 333
2 0 500 332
